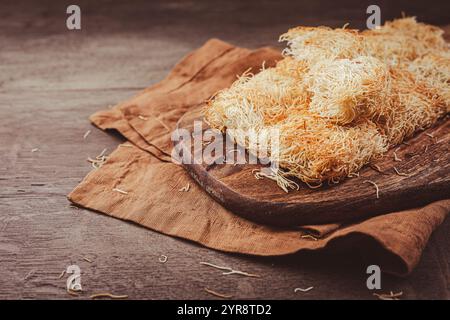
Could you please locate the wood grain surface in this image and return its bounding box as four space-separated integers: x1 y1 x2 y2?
178 110 449 226
0 0 449 300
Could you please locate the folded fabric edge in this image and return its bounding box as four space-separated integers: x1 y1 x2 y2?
66 188 409 276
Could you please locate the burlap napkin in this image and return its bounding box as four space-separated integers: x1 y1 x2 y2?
68 39 449 276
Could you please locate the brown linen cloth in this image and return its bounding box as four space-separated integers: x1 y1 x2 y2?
68 39 450 276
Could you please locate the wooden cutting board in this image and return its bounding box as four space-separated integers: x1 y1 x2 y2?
176 106 449 226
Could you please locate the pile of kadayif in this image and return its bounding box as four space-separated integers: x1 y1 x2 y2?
204 18 449 191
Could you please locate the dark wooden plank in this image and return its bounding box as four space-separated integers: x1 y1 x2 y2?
178 111 449 226
0 0 448 299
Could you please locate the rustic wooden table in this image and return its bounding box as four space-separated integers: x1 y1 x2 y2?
0 0 448 299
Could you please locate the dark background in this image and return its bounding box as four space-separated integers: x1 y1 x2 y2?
1 1 450 42
0 0 449 299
